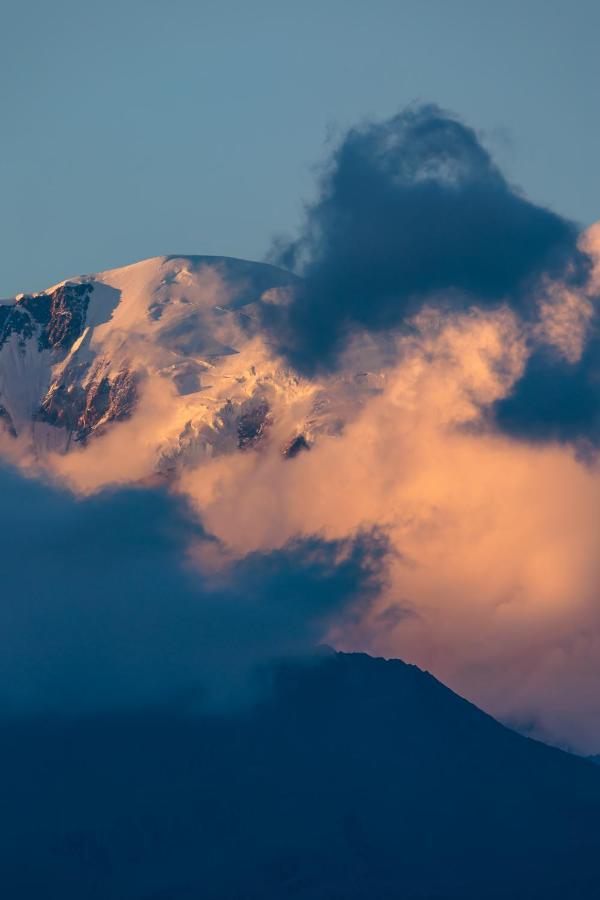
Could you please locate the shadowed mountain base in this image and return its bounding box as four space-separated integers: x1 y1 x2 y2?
2 651 600 899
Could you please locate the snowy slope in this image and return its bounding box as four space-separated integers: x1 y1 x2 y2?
0 255 378 473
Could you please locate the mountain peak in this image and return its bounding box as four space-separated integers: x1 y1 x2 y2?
0 254 379 481
0 255 306 459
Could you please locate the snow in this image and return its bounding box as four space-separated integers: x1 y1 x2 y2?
0 254 377 472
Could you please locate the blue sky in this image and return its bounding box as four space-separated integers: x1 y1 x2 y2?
2 0 599 296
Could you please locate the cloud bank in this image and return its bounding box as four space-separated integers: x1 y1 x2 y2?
2 104 599 752
0 466 385 712
265 104 588 372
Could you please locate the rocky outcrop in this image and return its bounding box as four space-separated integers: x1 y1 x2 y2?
237 399 271 450
0 255 375 469
282 433 310 458
158 393 273 473
0 283 92 355
37 365 138 444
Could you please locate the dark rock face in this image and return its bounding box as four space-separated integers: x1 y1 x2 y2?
0 305 36 350
37 283 92 352
37 366 138 444
157 395 274 473
0 281 138 444
205 395 273 453
237 400 271 450
76 369 138 442
283 433 310 458
36 364 89 435
2 652 600 899
0 283 92 354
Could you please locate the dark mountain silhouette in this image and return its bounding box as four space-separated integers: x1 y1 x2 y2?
2 651 600 899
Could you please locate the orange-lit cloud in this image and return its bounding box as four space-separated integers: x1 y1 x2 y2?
3 227 599 753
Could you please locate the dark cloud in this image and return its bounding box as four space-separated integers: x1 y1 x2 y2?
265 104 586 374
494 330 600 448
0 466 387 712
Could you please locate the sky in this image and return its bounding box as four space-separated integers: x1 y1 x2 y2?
2 0 600 296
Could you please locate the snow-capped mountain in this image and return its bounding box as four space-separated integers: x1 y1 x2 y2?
0 255 376 473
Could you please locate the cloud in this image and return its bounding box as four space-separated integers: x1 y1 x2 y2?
0 465 386 712
264 103 588 375
262 102 599 451
494 224 600 449
494 331 600 449
174 305 600 752
2 104 600 754
6 273 599 752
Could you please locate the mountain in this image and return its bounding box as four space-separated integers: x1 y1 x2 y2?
0 255 374 467
2 651 600 899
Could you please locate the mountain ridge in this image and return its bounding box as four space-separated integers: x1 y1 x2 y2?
3 650 600 899
0 255 365 467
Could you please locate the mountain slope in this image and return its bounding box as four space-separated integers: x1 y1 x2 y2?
2 651 600 899
0 256 372 468
0 256 292 455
